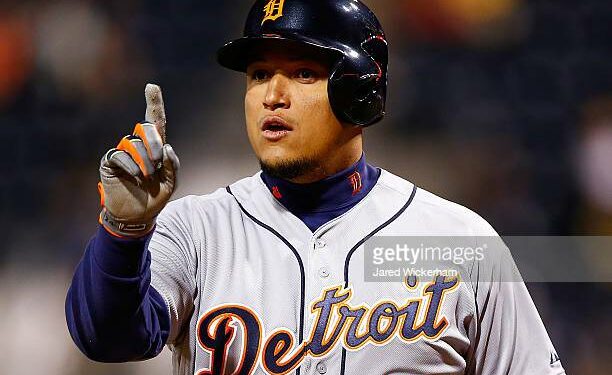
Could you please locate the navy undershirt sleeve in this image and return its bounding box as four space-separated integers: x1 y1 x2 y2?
65 225 170 362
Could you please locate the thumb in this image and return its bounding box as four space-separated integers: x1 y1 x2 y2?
145 83 167 143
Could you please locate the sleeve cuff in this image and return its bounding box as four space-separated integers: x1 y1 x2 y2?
92 224 155 277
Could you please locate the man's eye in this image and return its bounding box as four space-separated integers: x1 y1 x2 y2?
296 69 315 80
252 70 269 81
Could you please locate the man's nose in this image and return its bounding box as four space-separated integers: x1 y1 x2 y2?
263 73 290 111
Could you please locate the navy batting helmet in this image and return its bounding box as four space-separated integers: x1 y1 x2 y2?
217 0 388 127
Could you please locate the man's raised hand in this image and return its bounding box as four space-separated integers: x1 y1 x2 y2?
98 84 180 238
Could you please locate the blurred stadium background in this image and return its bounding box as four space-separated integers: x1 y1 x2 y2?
0 0 610 373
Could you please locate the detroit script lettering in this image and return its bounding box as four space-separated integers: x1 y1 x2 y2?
196 276 459 375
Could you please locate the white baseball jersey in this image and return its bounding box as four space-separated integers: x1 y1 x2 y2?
148 168 565 375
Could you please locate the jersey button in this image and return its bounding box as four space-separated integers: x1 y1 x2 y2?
315 239 326 249
318 267 330 278
316 361 327 374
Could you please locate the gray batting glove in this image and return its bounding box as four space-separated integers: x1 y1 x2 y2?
98 84 180 238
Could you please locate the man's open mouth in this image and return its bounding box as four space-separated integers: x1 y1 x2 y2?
261 117 293 141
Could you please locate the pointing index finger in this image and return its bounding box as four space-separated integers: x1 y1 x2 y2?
145 83 167 143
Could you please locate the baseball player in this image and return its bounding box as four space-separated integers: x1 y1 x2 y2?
65 1 565 374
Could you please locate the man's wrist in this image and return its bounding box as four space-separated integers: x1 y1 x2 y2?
99 208 156 238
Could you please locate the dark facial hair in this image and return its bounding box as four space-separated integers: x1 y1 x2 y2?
259 157 321 181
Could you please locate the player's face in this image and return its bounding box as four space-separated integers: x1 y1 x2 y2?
244 44 361 182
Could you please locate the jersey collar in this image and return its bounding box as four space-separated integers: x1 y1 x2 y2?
260 153 380 213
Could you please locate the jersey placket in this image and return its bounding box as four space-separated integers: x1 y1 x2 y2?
303 218 352 375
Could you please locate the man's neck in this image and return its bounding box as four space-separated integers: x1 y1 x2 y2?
288 154 363 184
288 142 363 184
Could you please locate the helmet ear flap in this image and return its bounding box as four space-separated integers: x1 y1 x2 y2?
328 36 387 127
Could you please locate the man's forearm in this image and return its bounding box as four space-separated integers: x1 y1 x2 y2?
65 226 170 362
